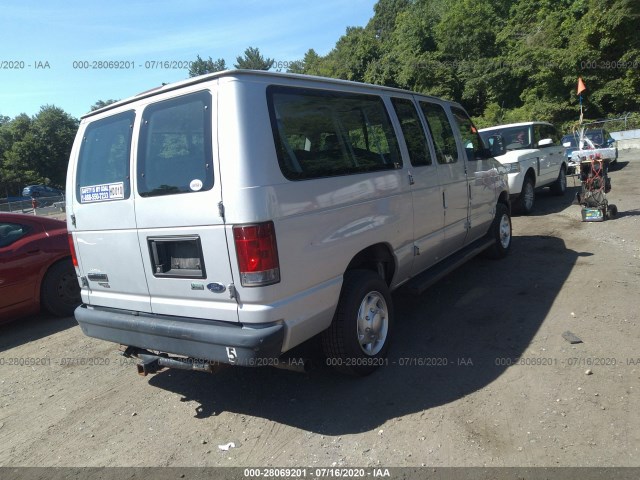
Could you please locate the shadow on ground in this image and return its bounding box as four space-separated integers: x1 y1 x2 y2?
148 235 589 435
0 314 77 352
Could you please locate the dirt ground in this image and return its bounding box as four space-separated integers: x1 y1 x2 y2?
1 150 639 469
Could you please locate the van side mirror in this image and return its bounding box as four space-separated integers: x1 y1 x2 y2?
538 138 554 147
486 134 506 157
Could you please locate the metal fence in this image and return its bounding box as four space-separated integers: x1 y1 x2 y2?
0 195 66 215
581 113 640 132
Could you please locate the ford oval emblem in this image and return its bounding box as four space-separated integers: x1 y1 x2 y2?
207 282 226 293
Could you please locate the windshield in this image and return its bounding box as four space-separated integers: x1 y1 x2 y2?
584 130 606 146
561 135 578 147
479 126 532 151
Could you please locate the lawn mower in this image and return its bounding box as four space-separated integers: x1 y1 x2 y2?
575 152 617 222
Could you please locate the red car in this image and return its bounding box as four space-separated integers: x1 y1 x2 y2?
0 213 81 323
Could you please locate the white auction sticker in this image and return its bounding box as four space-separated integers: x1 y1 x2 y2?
80 182 125 203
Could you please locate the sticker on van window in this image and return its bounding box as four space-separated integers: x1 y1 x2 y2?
80 182 125 203
189 179 203 191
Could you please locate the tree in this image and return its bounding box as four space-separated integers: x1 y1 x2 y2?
90 99 119 111
314 27 380 82
234 47 274 70
0 107 78 195
30 106 79 187
368 0 412 40
188 55 227 77
294 0 639 126
0 114 41 195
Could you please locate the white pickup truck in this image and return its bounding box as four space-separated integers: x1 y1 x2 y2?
479 122 567 214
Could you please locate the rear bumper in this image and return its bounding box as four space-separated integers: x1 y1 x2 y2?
75 304 285 366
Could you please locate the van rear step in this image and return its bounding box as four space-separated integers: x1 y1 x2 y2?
405 237 495 295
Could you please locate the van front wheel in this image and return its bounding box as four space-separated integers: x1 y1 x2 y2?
322 270 393 376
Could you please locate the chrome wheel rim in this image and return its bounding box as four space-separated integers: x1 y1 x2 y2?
357 291 388 356
523 182 534 210
499 214 511 249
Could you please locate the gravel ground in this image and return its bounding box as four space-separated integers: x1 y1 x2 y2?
1 150 638 470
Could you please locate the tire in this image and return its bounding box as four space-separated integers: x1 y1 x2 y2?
41 259 81 317
517 175 535 214
607 204 618 219
550 166 567 196
321 270 393 376
484 203 512 259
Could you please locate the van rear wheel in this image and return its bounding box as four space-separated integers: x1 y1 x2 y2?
322 270 393 376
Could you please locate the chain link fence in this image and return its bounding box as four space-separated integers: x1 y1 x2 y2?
0 195 66 216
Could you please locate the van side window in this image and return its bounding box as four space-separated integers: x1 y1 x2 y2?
76 110 135 203
419 102 458 164
450 107 486 161
267 86 401 180
137 91 213 197
391 98 433 167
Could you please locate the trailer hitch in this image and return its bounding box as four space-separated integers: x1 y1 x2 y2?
119 346 225 376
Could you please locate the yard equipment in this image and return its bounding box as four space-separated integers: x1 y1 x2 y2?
575 153 617 222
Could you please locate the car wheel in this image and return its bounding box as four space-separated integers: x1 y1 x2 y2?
484 203 512 259
551 167 567 196
321 270 393 376
41 259 81 317
517 176 535 214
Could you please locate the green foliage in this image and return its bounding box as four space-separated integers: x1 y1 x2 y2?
188 55 226 77
298 0 639 127
90 99 119 111
0 106 78 195
234 47 274 70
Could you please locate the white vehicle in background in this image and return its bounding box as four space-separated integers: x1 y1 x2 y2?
479 122 567 214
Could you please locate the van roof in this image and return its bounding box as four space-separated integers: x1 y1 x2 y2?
478 121 553 132
82 69 456 119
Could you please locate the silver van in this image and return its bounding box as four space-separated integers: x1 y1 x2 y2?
66 70 511 376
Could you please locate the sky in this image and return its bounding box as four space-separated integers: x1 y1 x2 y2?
0 0 377 119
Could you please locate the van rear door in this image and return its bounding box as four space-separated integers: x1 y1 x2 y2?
133 89 238 323
69 110 152 312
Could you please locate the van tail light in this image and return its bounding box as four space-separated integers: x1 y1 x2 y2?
233 221 280 287
68 233 78 268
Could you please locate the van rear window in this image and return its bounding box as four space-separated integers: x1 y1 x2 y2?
137 91 213 197
76 111 135 203
267 86 401 180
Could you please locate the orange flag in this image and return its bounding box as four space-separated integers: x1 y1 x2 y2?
577 77 586 95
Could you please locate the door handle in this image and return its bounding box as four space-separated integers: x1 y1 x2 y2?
442 191 447 209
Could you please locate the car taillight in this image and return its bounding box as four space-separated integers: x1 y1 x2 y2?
233 221 280 287
68 233 78 268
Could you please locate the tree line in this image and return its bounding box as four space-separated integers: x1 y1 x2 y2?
291 0 640 128
2 0 638 197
